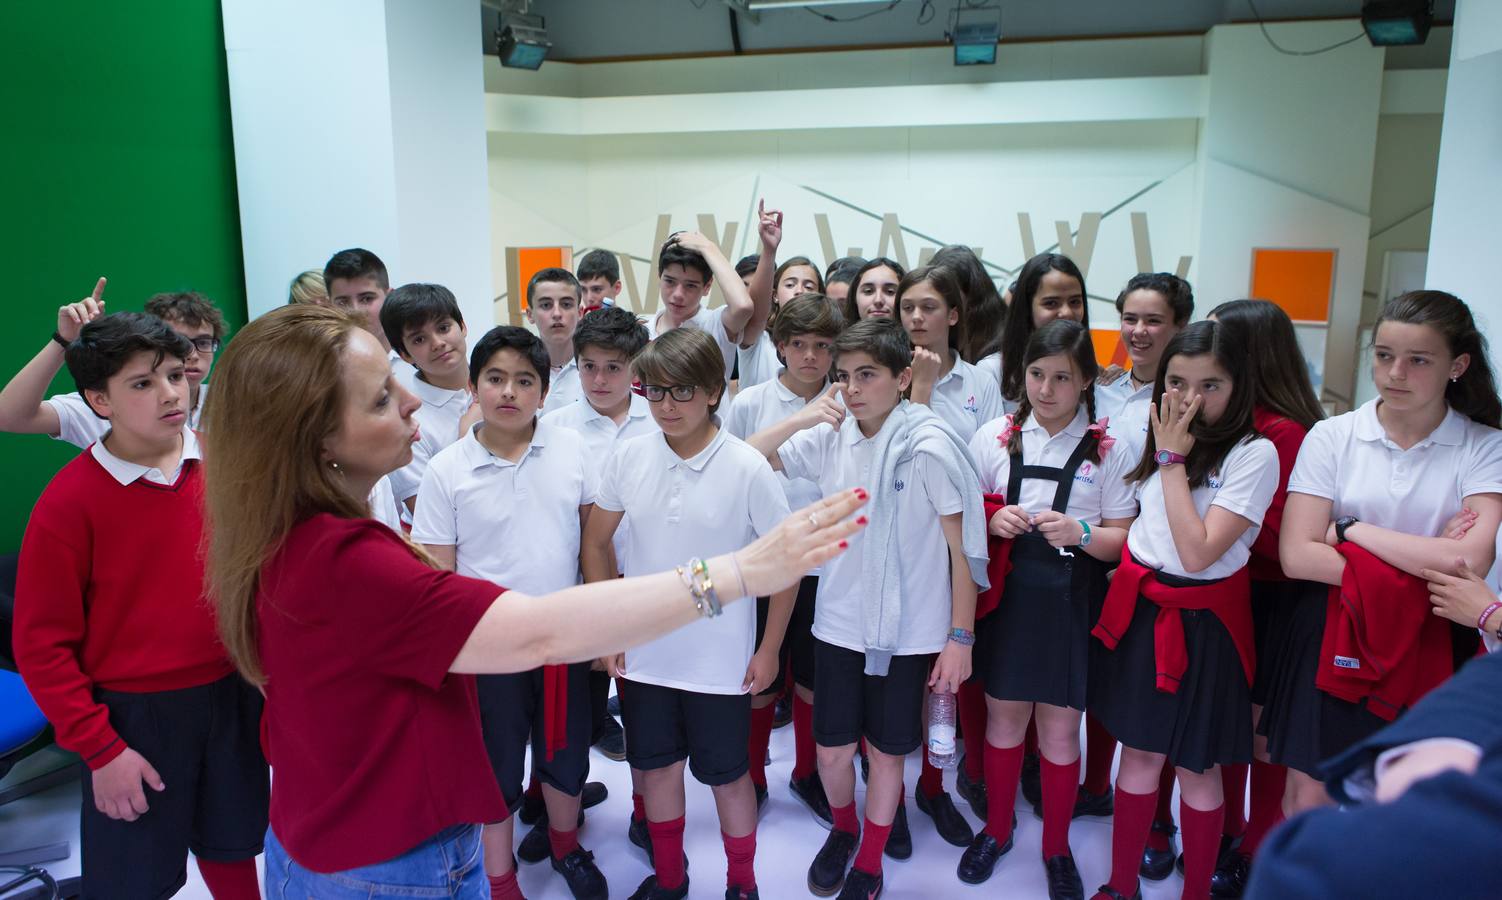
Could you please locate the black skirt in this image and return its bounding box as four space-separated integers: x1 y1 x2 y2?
979 533 1107 711
1254 578 1335 777
1091 591 1253 773
1251 579 1303 706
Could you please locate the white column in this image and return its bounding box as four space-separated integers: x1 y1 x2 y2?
222 0 495 331
1426 0 1502 347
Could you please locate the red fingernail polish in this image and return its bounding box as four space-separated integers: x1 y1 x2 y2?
839 540 848 549
855 488 869 499
856 515 868 525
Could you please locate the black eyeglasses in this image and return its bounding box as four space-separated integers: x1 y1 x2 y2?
641 384 698 403
190 337 221 354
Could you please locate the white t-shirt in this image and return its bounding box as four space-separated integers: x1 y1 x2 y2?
542 393 660 570
411 419 595 595
968 406 1138 523
1095 375 1154 463
725 374 825 513
388 377 472 503
1287 399 1502 539
778 419 963 655
47 382 209 450
648 305 739 383
595 423 790 694
929 354 1005 442
1127 436 1280 580
736 333 780 391
541 358 582 416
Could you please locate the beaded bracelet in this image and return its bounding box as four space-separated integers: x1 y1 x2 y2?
689 558 724 618
1478 601 1502 633
948 627 976 646
676 564 708 618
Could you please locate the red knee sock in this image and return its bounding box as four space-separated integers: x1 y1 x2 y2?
1241 760 1287 856
792 694 817 780
488 869 525 900
1040 756 1080 859
853 817 892 875
1221 762 1249 839
722 830 757 891
748 704 776 788
1024 718 1039 756
957 681 988 781
1106 785 1157 896
918 754 945 799
832 801 860 835
1180 800 1226 900
1081 713 1117 796
196 858 260 900
549 826 579 861
1146 760 1177 851
983 741 1025 843
647 816 687 890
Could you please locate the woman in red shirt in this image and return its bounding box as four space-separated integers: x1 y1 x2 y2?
199 305 867 898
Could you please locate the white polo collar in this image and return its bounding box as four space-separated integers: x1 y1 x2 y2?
1354 398 1467 448
91 427 202 486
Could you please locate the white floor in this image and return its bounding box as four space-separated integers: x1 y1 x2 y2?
0 719 1197 899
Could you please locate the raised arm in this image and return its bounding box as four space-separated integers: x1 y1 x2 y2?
739 201 782 347
452 490 869 673
0 279 106 435
746 382 845 471
671 231 755 341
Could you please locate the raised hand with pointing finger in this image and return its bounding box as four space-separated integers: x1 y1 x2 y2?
57 276 107 344
791 381 846 432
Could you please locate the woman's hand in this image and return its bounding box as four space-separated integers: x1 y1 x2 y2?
1033 510 1084 549
1150 388 1200 457
1422 557 1498 628
743 648 779 695
733 489 869 598
928 642 972 694
989 504 1032 538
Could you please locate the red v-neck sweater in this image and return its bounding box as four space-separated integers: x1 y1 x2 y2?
14 451 231 769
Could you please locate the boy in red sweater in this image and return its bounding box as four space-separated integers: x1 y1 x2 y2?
14 312 267 900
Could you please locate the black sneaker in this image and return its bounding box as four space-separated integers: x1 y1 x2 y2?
725 888 760 900
608 694 622 717
519 790 546 825
581 781 608 810
914 789 974 847
773 694 793 728
955 763 987 820
1073 785 1114 819
595 716 627 761
956 830 1013 884
790 771 834 827
836 866 883 900
628 815 653 865
517 820 550 864
627 874 689 900
1020 753 1042 808
1140 821 1178 881
883 802 912 860
552 847 609 900
1210 850 1252 898
1045 854 1085 900
807 829 858 897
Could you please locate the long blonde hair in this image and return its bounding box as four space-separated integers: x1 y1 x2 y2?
202 305 369 684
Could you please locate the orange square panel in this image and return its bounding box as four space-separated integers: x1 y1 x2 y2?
1250 248 1335 325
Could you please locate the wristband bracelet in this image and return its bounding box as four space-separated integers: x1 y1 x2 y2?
51 331 70 351
727 553 748 599
1478 601 1502 632
947 627 976 646
689 557 723 618
676 564 707 617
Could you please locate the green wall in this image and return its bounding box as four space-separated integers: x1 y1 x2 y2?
0 2 247 552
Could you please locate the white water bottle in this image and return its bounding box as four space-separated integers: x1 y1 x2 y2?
927 690 958 769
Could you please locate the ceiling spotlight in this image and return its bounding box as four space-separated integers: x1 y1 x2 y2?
947 3 1001 66
494 9 551 70
1361 0 1434 47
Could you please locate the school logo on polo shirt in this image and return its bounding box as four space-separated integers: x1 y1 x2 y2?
894 479 906 492
1074 461 1096 485
1208 471 1224 489
965 394 979 412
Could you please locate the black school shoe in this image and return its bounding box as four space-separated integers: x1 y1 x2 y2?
1020 752 1042 808
1211 849 1252 898
914 789 974 846
581 781 608 809
628 815 653 865
956 831 1013 884
774 693 793 728
552 847 609 900
518 808 589 864
883 801 912 860
627 874 689 900
607 693 622 718
726 888 760 900
1073 785 1115 819
790 771 835 827
956 762 987 820
836 867 883 900
595 716 627 761
519 791 546 825
808 829 859 896
1045 854 1085 900
1140 821 1179 881
1091 885 1142 900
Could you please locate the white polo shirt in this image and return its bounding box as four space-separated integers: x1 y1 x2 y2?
49 383 209 450
389 349 418 388
968 407 1138 523
1287 399 1502 539
1127 437 1279 580
929 354 1004 441
974 351 1016 414
1095 374 1154 462
91 426 202 486
725 374 825 513
736 333 780 391
648 305 738 383
388 376 472 503
543 393 660 570
541 358 582 416
367 475 403 532
595 423 789 694
411 418 594 595
778 417 963 655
